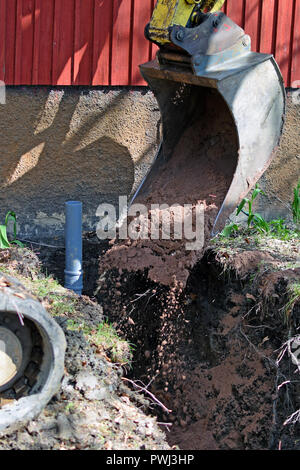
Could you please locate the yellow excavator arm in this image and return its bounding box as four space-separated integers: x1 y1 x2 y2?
148 0 226 45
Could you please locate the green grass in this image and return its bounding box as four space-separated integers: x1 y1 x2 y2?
65 402 75 413
20 275 77 316
66 319 134 367
25 275 65 298
220 218 299 242
0 258 77 317
66 319 91 335
283 283 300 324
48 295 77 316
0 265 10 275
91 322 134 366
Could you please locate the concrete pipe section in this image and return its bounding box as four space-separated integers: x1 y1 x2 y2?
0 275 66 436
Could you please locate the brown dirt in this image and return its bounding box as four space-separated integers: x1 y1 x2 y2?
97 242 300 450
229 250 276 279
100 92 238 286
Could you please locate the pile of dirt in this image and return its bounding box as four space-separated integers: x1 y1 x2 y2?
0 247 171 450
97 238 300 450
0 315 170 450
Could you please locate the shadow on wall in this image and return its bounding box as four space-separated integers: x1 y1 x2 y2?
0 87 160 240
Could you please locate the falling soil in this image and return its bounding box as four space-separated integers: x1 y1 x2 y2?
100 89 238 287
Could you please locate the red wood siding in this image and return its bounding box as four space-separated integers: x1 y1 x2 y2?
0 0 299 87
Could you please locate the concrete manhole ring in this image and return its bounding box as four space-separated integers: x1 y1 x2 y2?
0 327 23 388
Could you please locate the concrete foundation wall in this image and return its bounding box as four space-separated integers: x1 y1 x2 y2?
256 90 300 222
230 89 300 226
0 87 299 243
0 87 161 242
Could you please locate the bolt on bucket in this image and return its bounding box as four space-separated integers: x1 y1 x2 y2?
135 11 286 237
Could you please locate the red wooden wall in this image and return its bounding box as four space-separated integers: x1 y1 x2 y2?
0 0 299 87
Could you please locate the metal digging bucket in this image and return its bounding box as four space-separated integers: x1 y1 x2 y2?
0 275 66 436
136 12 286 236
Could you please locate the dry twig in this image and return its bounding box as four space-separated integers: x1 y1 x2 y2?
122 377 172 414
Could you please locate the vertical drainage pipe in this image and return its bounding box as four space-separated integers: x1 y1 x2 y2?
64 201 83 295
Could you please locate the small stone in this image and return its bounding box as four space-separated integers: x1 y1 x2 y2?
56 414 74 441
75 372 99 396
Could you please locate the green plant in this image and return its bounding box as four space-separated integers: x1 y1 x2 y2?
221 222 239 237
268 219 298 240
65 402 75 413
221 185 270 237
65 319 134 366
251 213 270 234
66 319 91 334
0 211 24 249
221 183 300 240
292 180 300 224
236 184 267 230
17 276 77 316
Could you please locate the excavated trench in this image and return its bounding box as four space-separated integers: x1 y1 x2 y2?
28 137 299 449
96 250 300 450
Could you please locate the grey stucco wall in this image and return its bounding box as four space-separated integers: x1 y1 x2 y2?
255 89 300 223
231 89 300 226
0 87 161 242
0 86 299 243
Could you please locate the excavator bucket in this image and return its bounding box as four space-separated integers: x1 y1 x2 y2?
135 11 286 236
0 275 66 435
